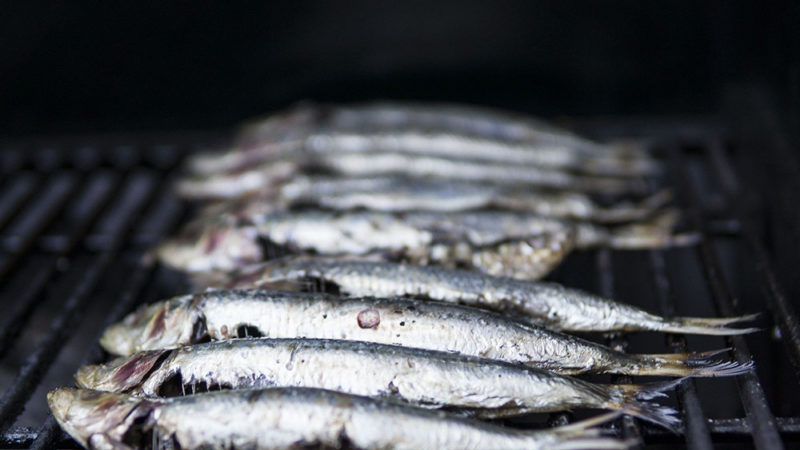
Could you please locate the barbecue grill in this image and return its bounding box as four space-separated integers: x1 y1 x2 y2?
0 89 797 449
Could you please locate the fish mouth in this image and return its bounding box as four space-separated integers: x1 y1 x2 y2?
47 388 148 448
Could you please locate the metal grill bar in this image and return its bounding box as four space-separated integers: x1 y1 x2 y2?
648 250 713 449
29 265 160 450
671 145 783 449
28 163 186 449
0 169 158 432
0 173 121 360
705 141 800 383
597 249 644 443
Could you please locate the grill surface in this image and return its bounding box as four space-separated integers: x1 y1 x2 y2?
0 92 798 448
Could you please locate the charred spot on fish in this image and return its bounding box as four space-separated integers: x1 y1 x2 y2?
255 236 292 260
120 411 158 449
322 314 328 319
399 321 405 326
357 308 380 329
289 276 342 295
191 316 211 345
157 372 185 398
236 325 265 338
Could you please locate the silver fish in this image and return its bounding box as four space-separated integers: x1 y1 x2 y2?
155 209 695 278
100 289 751 377
190 102 653 176
300 131 660 177
75 338 680 428
267 176 672 223
178 151 645 200
326 101 648 158
48 387 632 450
229 258 758 336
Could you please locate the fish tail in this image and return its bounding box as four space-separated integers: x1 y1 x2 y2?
631 349 754 377
605 379 685 431
657 313 761 335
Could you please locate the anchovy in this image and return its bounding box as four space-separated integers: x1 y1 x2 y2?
262 176 672 223
75 338 680 428
155 209 695 278
100 289 751 377
229 258 758 336
48 387 632 450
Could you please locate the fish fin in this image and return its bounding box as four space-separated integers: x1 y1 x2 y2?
616 377 687 401
657 313 761 335
87 433 135 450
74 350 170 393
548 410 622 435
595 189 673 223
598 378 685 431
632 349 754 377
546 411 638 449
604 209 701 249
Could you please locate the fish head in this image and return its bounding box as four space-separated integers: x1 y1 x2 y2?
100 296 204 356
155 223 263 273
47 387 153 449
75 350 170 393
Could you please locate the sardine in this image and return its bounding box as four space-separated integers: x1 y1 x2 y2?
155 209 695 278
75 338 680 428
301 131 660 177
48 387 632 450
265 176 672 223
227 258 758 336
100 289 751 377
189 101 653 176
327 101 648 158
178 151 645 200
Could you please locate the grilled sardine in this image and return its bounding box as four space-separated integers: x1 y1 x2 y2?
178 151 645 200
224 258 758 336
75 338 680 428
48 387 632 450
100 290 751 377
155 209 695 277
264 176 671 223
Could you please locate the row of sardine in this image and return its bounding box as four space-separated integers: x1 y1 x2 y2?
156 208 697 279
50 102 737 449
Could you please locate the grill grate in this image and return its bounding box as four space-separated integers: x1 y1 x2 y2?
0 96 798 448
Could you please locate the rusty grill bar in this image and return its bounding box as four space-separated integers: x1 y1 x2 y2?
0 96 797 448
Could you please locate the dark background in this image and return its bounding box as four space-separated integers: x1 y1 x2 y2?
1 1 798 136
